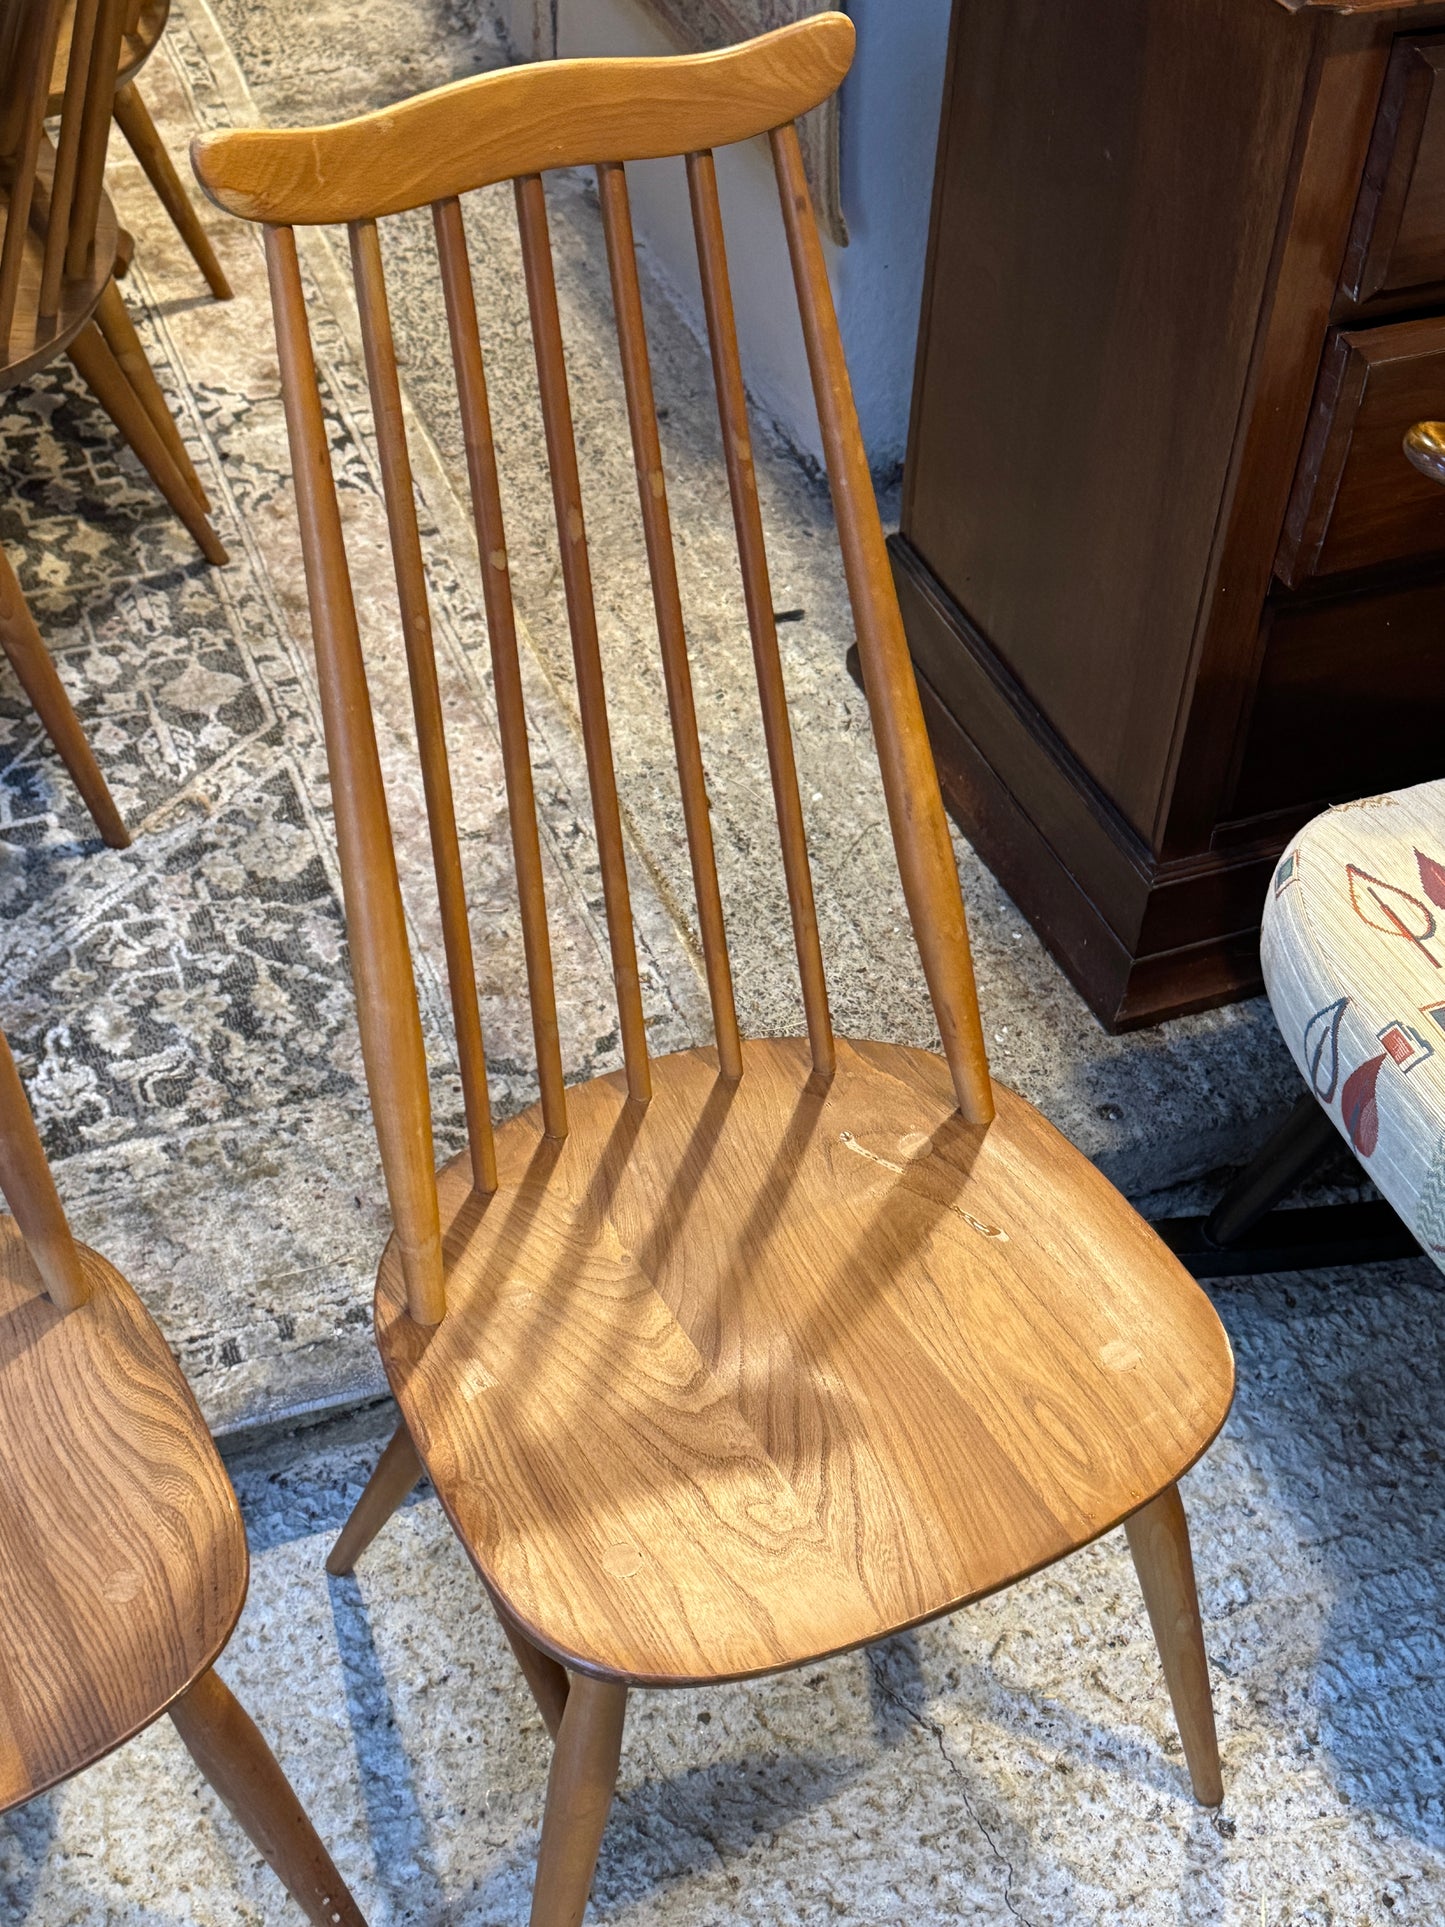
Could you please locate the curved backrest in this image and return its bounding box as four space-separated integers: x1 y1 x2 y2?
192 15 993 1329
0 1026 89 1311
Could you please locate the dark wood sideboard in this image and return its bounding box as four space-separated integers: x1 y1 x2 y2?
890 0 1445 1029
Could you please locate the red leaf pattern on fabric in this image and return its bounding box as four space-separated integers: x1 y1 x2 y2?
1341 1053 1385 1158
1417 848 1445 909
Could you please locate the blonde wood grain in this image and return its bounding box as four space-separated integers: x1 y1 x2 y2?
266 220 445 1327
377 1038 1234 1687
0 1028 366 1919
529 1675 627 1927
351 215 498 1195
433 195 568 1139
1124 1482 1224 1806
0 1029 91 1309
771 123 994 1124
516 173 651 1106
0 1229 247 1806
597 160 742 1082
327 1420 574 1741
324 1418 422 1577
688 148 833 1077
190 16 856 226
169 1668 367 1927
0 539 130 848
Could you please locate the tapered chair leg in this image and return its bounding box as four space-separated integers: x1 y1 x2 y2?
1124 1482 1223 1806
67 319 228 565
169 1666 366 1927
94 279 211 510
113 81 233 300
0 543 129 846
530 1675 627 1927
325 1420 422 1575
497 1605 571 1741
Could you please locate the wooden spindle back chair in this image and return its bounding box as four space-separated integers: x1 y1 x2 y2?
0 0 225 846
0 1020 367 1924
194 19 1236 1922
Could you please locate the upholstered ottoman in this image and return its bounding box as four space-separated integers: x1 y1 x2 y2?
1261 779 1445 1272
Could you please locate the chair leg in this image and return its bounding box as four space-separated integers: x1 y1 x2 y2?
1124 1482 1223 1807
0 543 129 847
168 1666 366 1927
1204 1091 1340 1248
497 1604 571 1741
530 1674 627 1927
325 1419 422 1575
67 319 228 566
112 81 234 300
94 279 211 511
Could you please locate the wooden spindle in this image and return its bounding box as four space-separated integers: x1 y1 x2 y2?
350 216 498 1195
433 195 568 1140
264 223 446 1324
0 1030 89 1311
38 0 100 320
514 174 652 1106
686 148 834 1079
0 0 62 348
770 123 993 1124
64 0 123 281
596 161 742 1081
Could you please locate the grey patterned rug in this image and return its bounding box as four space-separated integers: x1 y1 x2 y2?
1 0 1309 1436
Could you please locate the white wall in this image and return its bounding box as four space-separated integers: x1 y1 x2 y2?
485 0 952 476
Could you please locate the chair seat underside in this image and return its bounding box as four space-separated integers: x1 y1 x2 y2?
377 1038 1235 1686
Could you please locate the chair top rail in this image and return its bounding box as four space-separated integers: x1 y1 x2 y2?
191 14 854 226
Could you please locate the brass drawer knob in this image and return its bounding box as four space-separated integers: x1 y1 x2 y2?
1403 419 1445 484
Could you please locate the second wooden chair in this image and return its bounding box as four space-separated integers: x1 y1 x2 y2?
195 18 1237 1924
0 1019 367 1924
0 0 225 845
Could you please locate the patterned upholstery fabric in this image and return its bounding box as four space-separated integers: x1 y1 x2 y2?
1261 779 1445 1274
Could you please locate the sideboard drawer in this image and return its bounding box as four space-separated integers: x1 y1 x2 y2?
1343 34 1445 303
1235 572 1445 822
1276 314 1445 585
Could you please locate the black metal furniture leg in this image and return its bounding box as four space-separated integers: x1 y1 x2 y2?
1203 1093 1339 1247
1153 1093 1423 1278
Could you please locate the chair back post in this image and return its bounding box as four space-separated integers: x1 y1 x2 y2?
0 0 63 347
769 123 994 1125
64 0 125 281
0 1030 90 1311
264 221 446 1326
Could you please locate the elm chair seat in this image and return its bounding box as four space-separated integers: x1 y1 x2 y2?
381 1039 1233 1685
1262 776 1445 1269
